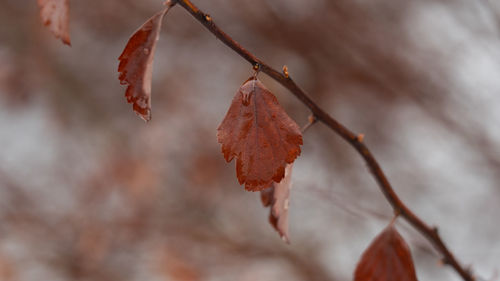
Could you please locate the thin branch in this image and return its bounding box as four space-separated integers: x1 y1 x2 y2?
173 1 475 280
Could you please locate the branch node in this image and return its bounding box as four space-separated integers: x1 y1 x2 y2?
252 63 262 80
393 207 402 217
204 13 212 22
308 114 317 124
301 114 318 133
282 65 289 78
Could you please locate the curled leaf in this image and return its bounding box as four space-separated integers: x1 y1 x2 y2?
260 164 293 243
118 8 170 121
354 225 418 281
217 77 303 191
37 0 71 45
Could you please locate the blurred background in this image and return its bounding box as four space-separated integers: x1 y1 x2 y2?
0 0 499 280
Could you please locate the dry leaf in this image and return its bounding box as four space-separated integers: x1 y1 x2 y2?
37 0 71 45
217 77 303 191
354 225 418 281
118 7 170 121
260 163 293 243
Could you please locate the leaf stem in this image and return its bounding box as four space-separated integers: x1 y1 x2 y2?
301 115 317 134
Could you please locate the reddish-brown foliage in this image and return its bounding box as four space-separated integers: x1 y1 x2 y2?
260 164 293 243
118 8 169 121
37 0 71 45
354 225 418 281
217 77 303 191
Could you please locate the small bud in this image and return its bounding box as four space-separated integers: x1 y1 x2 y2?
204 14 212 21
282 65 289 78
356 133 365 142
308 114 316 124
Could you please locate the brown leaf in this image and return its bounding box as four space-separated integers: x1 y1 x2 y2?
260 163 293 243
354 225 418 281
217 77 303 191
118 8 170 122
37 0 71 45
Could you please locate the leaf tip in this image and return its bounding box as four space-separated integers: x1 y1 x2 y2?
38 0 71 46
281 233 290 244
139 112 152 122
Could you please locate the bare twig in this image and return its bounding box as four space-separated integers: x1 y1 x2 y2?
173 1 475 280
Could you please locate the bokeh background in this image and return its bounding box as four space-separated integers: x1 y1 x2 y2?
1 0 500 280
